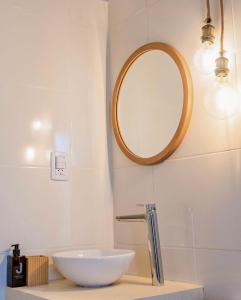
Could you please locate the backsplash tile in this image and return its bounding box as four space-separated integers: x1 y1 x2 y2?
0 1 113 299
161 247 198 283
109 0 241 299
196 249 241 300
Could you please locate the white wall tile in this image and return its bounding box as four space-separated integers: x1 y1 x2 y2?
0 1 112 299
0 167 112 252
154 149 241 250
109 9 148 94
191 151 241 251
153 159 196 248
69 0 108 30
109 0 146 28
67 25 107 94
146 0 160 8
197 249 241 300
0 4 71 90
113 165 154 245
0 84 71 167
115 221 147 246
148 0 203 67
116 243 151 278
70 87 109 170
113 166 154 215
162 247 197 283
71 168 113 248
0 167 71 251
116 244 198 284
232 0 241 52
4 0 69 15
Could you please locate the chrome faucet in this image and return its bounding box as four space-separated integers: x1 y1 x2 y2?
116 204 164 286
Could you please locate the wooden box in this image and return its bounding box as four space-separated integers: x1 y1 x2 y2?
26 256 49 286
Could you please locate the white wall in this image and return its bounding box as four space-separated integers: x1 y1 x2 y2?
108 0 241 299
0 0 113 299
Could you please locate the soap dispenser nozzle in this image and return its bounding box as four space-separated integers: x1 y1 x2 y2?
11 244 20 257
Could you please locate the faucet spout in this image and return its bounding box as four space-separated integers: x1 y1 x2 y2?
116 214 146 222
116 204 164 286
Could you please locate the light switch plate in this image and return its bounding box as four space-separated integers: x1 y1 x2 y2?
50 151 68 181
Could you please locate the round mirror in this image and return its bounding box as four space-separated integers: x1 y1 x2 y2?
112 43 193 165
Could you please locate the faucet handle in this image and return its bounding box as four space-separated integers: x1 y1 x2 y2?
146 203 156 211
136 203 156 212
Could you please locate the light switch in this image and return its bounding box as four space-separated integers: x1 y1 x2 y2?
51 152 68 181
55 155 66 169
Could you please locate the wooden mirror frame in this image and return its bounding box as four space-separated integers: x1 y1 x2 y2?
111 42 193 165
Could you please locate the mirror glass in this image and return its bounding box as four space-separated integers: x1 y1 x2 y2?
118 50 183 158
112 43 192 165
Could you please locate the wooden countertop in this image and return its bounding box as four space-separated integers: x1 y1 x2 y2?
6 275 203 300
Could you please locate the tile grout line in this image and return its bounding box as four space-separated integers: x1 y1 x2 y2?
0 164 109 172
109 0 163 32
113 146 241 170
0 243 98 256
230 0 239 86
117 242 241 254
190 208 199 282
145 0 150 43
151 166 156 204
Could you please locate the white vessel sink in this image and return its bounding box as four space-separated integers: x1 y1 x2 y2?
52 249 135 287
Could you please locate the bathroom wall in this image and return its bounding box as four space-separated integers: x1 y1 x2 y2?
108 0 241 299
0 0 113 299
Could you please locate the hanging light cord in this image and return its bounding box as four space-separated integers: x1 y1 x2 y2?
206 0 211 23
220 0 224 56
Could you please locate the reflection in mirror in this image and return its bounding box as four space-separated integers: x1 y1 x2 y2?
118 50 183 158
112 43 192 165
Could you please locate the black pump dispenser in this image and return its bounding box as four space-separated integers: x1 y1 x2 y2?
7 244 26 287
12 244 20 257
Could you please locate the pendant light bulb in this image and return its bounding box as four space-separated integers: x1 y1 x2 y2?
204 77 240 119
194 41 217 75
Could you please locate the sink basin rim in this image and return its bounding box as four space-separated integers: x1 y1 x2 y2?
53 249 135 260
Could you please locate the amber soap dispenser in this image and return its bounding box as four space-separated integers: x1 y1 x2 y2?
7 244 26 287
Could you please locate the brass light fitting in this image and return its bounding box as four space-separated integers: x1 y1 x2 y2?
201 0 215 45
201 23 215 45
215 0 229 78
215 55 229 77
